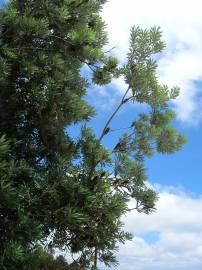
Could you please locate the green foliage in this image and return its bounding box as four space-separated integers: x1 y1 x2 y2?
0 1 186 270
92 56 120 85
0 136 43 269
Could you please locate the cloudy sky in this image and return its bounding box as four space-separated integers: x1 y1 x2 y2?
95 1 202 269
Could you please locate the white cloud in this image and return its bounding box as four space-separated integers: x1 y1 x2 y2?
102 0 202 125
113 186 202 270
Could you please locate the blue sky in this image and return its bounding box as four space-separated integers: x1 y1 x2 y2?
99 1 202 269
1 0 202 269
0 0 6 6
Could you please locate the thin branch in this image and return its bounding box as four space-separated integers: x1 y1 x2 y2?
128 207 138 211
7 45 97 73
104 45 117 54
83 61 96 72
88 87 134 181
0 25 14 39
87 86 133 181
4 33 98 73
119 186 131 196
94 247 98 269
110 126 132 132
98 86 131 142
49 34 99 73
49 34 73 44
128 201 142 211
125 131 136 141
56 266 69 270
7 46 62 53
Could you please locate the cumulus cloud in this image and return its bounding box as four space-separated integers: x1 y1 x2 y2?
113 186 202 270
102 0 202 125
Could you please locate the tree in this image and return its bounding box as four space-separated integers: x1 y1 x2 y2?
0 1 186 269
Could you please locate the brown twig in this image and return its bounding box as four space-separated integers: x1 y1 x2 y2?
98 86 132 142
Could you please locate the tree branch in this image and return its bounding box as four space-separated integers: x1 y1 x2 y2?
88 87 133 181
104 45 117 54
110 126 133 132
98 86 131 142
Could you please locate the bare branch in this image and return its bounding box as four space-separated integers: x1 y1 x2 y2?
110 126 133 132
98 86 132 142
104 45 117 54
